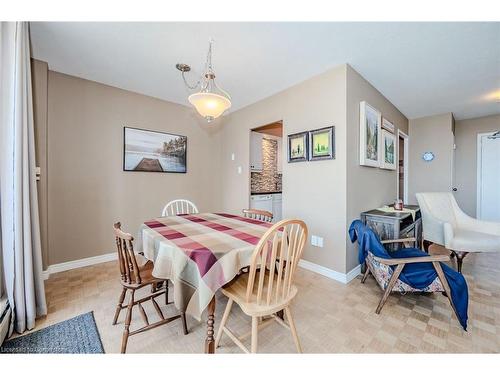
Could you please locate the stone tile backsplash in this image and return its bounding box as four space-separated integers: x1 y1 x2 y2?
251 137 282 193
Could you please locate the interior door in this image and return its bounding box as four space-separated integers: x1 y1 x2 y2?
478 133 500 221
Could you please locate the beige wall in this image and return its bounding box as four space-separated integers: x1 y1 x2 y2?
345 65 409 271
33 61 409 276
454 114 500 217
31 59 49 269
219 65 348 272
34 68 222 266
408 113 454 204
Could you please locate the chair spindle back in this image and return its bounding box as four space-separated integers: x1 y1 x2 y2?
161 199 199 217
246 219 308 306
114 222 142 285
242 209 273 223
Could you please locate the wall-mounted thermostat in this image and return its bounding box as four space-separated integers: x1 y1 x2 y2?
422 151 435 162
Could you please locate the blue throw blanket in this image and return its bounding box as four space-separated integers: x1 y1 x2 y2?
349 220 468 330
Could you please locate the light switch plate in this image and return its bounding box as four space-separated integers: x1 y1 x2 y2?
237 166 242 174
311 235 324 247
231 153 235 161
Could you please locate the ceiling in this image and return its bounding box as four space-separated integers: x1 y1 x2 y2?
30 22 500 120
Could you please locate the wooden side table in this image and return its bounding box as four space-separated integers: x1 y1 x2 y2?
360 205 422 251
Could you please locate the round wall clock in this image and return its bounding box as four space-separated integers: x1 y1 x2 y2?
422 151 435 162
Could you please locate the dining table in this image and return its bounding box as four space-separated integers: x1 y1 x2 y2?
136 212 273 353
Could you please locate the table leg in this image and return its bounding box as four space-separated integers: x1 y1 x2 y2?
204 296 216 354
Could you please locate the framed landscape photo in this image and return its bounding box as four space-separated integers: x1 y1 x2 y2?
287 131 308 163
123 127 187 173
380 129 397 170
309 126 335 161
359 101 382 167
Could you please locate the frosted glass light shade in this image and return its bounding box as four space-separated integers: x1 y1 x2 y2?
188 92 231 122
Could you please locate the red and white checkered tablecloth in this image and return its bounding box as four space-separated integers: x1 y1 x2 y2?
137 213 272 320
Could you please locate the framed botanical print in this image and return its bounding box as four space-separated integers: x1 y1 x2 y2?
287 131 308 163
380 129 397 170
359 101 382 167
309 126 335 161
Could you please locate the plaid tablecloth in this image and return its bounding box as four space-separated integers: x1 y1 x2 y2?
136 213 272 320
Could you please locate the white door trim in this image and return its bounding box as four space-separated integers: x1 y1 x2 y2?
476 132 496 219
397 129 409 204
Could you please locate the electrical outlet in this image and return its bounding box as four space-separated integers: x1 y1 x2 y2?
311 235 324 247
237 166 242 174
317 236 324 247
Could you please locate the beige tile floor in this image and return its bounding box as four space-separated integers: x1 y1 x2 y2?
29 246 500 353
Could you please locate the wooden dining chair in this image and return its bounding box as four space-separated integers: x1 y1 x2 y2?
242 208 273 223
161 199 199 217
215 219 308 353
112 222 188 353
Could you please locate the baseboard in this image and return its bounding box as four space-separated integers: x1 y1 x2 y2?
298 259 361 284
41 251 361 284
42 252 117 280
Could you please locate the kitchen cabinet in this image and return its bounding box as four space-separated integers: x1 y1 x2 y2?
250 194 272 212
272 193 282 222
250 131 263 171
250 193 282 223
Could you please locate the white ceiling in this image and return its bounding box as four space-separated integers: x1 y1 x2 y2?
30 22 500 120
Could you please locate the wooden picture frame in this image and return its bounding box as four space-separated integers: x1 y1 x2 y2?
308 126 335 161
359 101 382 167
287 131 308 163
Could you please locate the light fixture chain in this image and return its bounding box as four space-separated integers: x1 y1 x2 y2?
181 71 201 90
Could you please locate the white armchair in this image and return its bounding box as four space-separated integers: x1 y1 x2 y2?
416 192 500 272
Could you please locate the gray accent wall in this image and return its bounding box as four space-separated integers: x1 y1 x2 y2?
454 114 500 216
345 65 409 272
408 113 455 204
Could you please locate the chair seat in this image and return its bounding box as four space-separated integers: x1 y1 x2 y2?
447 229 500 253
222 271 298 316
366 253 445 293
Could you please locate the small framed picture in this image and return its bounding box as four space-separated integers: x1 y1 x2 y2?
382 117 395 133
359 101 382 167
309 126 335 161
380 129 397 170
287 131 308 163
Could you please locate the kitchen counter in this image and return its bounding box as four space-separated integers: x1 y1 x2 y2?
251 191 282 195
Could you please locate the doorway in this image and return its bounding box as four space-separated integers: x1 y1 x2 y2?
397 129 409 204
477 131 500 221
249 121 283 222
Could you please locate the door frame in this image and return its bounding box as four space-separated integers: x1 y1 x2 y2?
397 129 409 204
476 132 496 219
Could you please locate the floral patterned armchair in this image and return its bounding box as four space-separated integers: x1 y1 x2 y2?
361 237 455 315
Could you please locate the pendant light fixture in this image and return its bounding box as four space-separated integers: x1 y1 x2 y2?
176 39 231 122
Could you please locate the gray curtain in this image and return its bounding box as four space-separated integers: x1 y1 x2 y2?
0 22 47 337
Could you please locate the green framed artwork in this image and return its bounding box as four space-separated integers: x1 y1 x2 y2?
287 131 308 163
359 101 382 167
308 126 335 161
380 129 396 170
